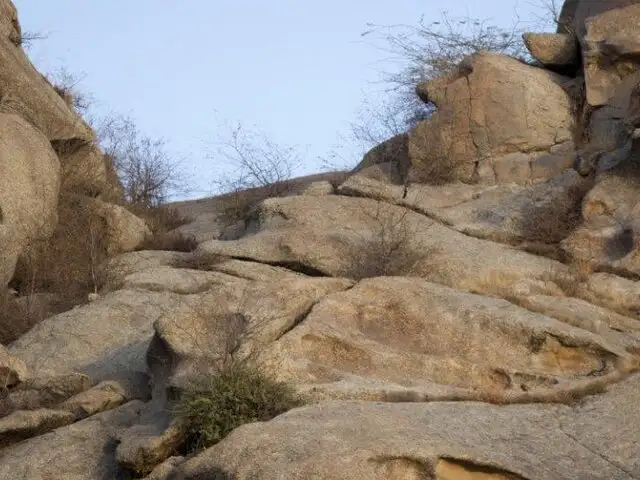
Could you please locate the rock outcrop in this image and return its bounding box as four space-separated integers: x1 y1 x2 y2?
1 0 640 478
410 52 574 185
0 0 145 291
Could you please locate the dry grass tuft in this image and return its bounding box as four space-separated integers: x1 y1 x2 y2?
407 120 467 186
127 204 193 233
127 204 197 252
137 232 198 253
4 193 111 341
172 253 229 271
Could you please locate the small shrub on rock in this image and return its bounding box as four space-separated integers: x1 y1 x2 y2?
342 201 427 279
173 361 301 453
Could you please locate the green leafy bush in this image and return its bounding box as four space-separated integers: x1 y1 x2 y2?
173 361 301 453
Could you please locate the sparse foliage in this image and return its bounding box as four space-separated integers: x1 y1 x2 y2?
45 67 93 114
343 201 426 279
350 97 419 152
530 0 564 31
10 193 110 320
212 122 301 225
213 122 300 195
15 30 48 49
0 290 42 345
174 361 301 453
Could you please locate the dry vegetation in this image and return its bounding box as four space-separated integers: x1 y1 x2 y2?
45 67 92 114
0 71 196 342
212 123 301 226
342 202 429 280
3 193 109 343
519 184 588 246
563 77 591 147
0 291 41 345
129 203 197 252
406 122 468 185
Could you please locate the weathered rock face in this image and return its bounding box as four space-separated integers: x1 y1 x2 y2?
256 277 633 402
146 266 353 393
54 139 108 197
197 194 569 298
582 3 640 107
0 28 94 143
6 373 91 412
562 141 640 276
298 180 334 196
353 134 410 184
0 113 60 288
0 408 76 447
81 196 151 255
116 405 186 476
2 0 640 477
410 52 573 184
340 171 589 246
167 374 640 480
0 344 26 387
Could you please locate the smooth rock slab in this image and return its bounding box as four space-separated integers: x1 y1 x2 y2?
7 373 90 411
8 289 189 384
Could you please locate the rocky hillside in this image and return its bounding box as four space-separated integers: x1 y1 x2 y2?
0 0 155 342
1 0 640 478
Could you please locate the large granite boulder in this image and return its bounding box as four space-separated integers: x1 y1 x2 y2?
410 52 573 185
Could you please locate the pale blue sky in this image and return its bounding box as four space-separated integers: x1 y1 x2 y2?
15 0 550 200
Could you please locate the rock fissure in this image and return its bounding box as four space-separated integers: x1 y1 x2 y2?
555 415 640 479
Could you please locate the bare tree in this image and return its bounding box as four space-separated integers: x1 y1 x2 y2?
212 122 300 195
350 96 427 151
95 115 189 206
15 30 48 49
529 0 564 31
209 122 301 225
